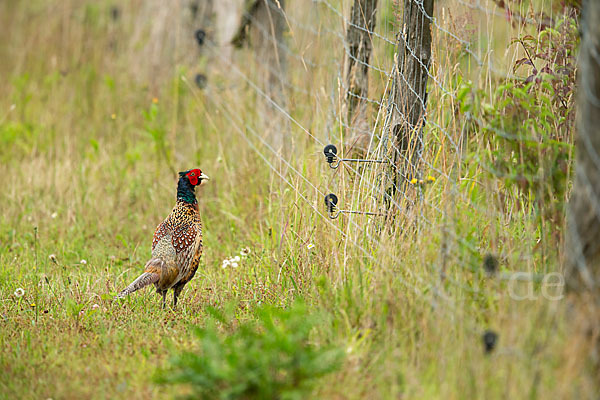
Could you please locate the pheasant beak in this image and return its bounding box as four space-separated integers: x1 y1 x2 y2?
199 173 210 182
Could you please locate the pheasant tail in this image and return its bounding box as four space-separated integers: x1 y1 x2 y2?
116 272 159 298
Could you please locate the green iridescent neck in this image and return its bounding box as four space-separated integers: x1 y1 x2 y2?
176 177 197 204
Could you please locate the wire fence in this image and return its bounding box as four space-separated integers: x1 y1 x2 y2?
193 0 581 327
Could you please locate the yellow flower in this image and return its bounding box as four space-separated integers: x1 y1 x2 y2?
152 97 159 104
30 303 36 308
410 178 418 185
426 176 436 182
111 113 116 120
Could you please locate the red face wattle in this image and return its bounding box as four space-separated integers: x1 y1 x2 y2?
186 169 203 186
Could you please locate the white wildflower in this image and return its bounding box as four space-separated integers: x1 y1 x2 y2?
80 259 87 265
221 259 230 269
232 256 241 262
240 247 251 257
51 212 58 219
231 262 239 268
14 288 24 297
92 304 100 310
48 254 57 263
307 243 315 250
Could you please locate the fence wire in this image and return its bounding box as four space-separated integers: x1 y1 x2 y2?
195 0 581 333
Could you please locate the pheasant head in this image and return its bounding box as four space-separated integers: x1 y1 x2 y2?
177 168 209 204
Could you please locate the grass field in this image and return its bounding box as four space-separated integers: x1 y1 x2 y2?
0 0 594 399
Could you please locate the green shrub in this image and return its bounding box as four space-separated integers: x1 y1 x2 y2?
458 6 578 230
157 301 344 400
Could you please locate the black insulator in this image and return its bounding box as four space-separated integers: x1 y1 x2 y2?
483 253 499 277
195 29 206 47
324 193 338 213
194 74 207 89
110 6 120 21
483 330 498 354
323 144 337 164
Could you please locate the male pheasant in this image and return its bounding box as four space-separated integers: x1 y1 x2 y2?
116 169 209 308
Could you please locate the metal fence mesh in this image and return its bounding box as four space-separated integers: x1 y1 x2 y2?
195 0 579 321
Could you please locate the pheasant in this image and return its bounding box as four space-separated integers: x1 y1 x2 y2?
116 169 209 308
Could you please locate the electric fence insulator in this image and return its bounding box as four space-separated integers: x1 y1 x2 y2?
323 144 337 165
323 143 386 169
324 193 338 214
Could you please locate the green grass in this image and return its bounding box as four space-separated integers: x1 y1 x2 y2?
0 0 595 399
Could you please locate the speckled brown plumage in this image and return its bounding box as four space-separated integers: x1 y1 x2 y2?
116 169 208 308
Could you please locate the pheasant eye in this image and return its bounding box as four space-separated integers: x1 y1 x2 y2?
190 173 195 177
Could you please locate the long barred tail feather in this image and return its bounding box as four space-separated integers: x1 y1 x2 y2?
115 272 159 298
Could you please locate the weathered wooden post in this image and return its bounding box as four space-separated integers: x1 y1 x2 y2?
232 0 287 102
390 0 433 196
565 0 600 385
231 0 288 151
344 0 379 151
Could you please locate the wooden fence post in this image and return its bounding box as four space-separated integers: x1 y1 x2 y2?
390 0 433 196
344 0 379 151
565 0 600 385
